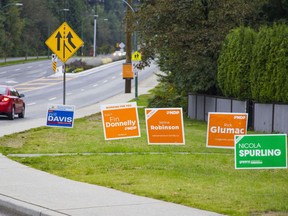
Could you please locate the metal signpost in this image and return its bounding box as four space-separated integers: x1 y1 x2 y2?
132 51 142 100
45 22 83 105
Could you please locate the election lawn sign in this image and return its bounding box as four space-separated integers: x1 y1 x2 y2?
207 112 248 148
235 134 287 169
46 104 75 128
145 108 185 145
101 102 140 140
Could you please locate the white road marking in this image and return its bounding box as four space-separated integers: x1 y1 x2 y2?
49 97 56 101
103 80 108 83
5 80 18 84
112 76 116 79
81 89 85 91
27 102 36 106
93 84 98 87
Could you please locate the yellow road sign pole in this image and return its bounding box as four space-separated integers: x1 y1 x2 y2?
63 64 66 105
46 22 83 105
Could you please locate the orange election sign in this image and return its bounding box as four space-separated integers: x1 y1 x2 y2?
206 112 248 148
101 102 140 140
145 108 185 145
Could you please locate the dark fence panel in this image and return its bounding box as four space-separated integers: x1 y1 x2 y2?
253 103 273 133
188 94 248 122
188 94 288 134
274 104 288 133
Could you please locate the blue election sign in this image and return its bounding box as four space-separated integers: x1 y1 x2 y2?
46 104 75 128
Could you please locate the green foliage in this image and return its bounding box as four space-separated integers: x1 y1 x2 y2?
217 26 256 99
148 82 187 113
135 0 267 96
261 0 288 22
0 0 124 58
66 59 93 73
218 23 288 103
250 23 288 103
0 103 287 215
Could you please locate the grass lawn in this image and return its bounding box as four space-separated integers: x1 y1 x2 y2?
0 94 287 216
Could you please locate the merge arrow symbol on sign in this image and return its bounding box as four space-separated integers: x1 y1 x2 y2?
55 32 62 51
45 22 83 63
67 32 76 49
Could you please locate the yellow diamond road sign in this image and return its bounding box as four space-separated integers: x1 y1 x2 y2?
45 22 83 63
132 51 142 61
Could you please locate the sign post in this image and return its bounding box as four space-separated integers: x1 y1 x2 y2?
45 22 83 105
235 134 287 169
132 51 142 100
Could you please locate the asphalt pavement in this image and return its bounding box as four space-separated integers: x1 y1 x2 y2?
0 73 224 216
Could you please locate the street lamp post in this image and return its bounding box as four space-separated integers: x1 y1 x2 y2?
93 15 98 57
93 16 108 57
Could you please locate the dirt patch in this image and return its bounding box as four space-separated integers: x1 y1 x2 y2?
0 139 23 148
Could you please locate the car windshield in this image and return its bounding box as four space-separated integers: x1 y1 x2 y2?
0 87 6 95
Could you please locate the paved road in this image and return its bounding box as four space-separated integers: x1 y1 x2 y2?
0 59 157 134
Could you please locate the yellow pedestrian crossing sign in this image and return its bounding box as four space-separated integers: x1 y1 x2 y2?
45 22 83 63
132 51 142 61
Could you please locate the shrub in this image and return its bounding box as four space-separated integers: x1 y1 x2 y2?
217 26 256 99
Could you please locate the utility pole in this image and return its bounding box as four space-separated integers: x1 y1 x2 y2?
124 0 133 93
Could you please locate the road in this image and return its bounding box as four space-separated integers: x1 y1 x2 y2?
0 59 157 127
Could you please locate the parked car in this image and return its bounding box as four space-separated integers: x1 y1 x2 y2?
0 85 25 120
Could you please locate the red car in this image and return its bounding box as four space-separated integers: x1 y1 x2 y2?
0 85 25 120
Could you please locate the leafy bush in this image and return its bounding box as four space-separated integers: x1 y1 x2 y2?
217 26 256 99
250 23 288 103
148 82 187 113
218 23 288 103
66 59 93 73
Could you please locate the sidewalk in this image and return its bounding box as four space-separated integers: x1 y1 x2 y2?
0 73 224 216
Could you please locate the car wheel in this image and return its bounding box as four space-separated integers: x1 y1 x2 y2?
8 106 15 120
19 106 25 118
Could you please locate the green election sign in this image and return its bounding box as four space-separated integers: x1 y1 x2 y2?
235 134 287 169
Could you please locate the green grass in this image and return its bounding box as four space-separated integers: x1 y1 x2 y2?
0 57 48 67
0 95 287 216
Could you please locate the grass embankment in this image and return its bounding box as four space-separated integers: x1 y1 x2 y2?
0 94 287 216
0 57 48 67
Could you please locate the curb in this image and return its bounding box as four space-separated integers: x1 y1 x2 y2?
0 194 67 216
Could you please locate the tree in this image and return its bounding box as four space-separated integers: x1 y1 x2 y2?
0 0 24 58
261 0 288 22
250 23 288 103
135 0 267 96
21 0 58 57
217 26 256 99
